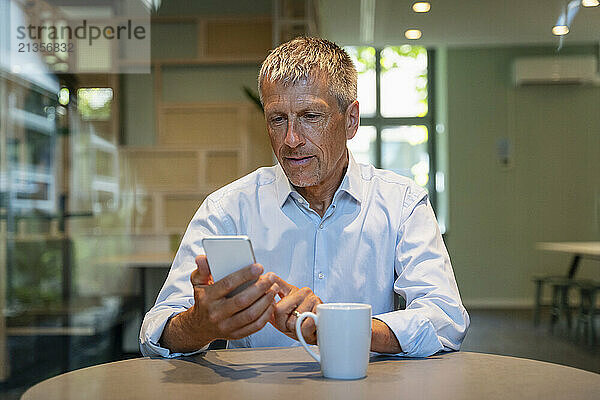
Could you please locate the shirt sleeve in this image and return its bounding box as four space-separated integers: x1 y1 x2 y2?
373 188 470 358
139 197 235 357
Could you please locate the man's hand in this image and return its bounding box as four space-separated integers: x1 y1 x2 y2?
269 276 323 344
160 255 277 353
268 277 402 353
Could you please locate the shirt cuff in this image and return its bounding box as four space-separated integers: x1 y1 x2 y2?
373 309 444 358
139 308 209 358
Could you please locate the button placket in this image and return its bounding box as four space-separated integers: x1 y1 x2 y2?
314 215 326 293
318 202 338 230
313 200 339 289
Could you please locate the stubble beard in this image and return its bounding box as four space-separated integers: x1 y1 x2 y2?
284 160 321 188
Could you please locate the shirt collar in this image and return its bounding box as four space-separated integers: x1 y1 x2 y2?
339 152 363 204
274 151 364 209
275 163 295 208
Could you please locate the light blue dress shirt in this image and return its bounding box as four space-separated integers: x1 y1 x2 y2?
140 154 469 358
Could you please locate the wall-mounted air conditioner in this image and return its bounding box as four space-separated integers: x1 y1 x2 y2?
513 55 600 86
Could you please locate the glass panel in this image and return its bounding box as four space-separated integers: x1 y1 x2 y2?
344 46 376 117
380 45 428 118
381 126 429 187
348 126 377 165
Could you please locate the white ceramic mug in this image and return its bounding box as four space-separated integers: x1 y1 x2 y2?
295 303 372 380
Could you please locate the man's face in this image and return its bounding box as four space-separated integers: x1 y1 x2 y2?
262 75 358 190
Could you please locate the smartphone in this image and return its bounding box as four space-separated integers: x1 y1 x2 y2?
202 235 257 297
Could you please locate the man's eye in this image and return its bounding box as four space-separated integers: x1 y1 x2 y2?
304 113 320 120
270 116 285 124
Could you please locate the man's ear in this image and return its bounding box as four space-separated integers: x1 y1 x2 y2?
345 100 360 140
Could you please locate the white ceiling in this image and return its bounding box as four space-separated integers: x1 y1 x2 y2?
318 0 600 48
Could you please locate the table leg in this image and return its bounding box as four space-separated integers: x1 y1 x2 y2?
550 285 560 333
567 255 581 279
533 279 543 326
587 289 597 346
561 286 572 331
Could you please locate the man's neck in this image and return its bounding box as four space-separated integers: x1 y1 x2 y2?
295 153 349 218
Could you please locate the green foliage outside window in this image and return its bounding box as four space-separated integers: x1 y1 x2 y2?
77 88 113 120
11 240 63 311
381 45 428 117
346 46 375 73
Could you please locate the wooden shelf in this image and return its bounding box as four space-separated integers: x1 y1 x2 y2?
119 100 268 235
151 15 271 62
117 16 273 236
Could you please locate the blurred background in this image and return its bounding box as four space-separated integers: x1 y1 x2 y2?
1 0 599 397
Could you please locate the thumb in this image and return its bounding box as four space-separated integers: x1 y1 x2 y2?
191 255 213 286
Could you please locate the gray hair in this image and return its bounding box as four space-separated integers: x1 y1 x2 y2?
258 37 357 112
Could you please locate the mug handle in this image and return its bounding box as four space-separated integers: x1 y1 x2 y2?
295 312 320 363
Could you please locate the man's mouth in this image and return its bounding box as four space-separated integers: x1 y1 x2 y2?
285 155 315 166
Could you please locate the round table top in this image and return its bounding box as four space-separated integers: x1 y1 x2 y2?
22 348 600 400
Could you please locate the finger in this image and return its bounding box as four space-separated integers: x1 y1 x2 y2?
217 273 277 317
285 293 319 333
276 287 310 315
207 263 263 300
303 300 321 344
191 255 212 286
294 301 319 344
273 287 310 331
270 275 296 297
270 283 282 298
220 290 276 332
271 282 290 301
300 312 317 341
307 299 321 337
229 304 274 340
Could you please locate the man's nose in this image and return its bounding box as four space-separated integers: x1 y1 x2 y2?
283 119 305 148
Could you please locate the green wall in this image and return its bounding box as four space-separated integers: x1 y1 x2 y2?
122 72 155 146
445 44 600 306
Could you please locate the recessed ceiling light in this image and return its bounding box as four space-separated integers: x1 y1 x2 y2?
582 0 599 7
405 29 422 40
552 25 569 35
412 2 431 13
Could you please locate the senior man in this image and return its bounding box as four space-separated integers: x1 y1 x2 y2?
140 37 469 358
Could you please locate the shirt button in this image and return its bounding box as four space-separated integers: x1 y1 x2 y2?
319 223 324 229
318 272 325 279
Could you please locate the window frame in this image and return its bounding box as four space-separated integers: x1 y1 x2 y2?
356 47 437 209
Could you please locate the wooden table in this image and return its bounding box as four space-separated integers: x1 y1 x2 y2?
536 242 600 278
21 347 600 400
